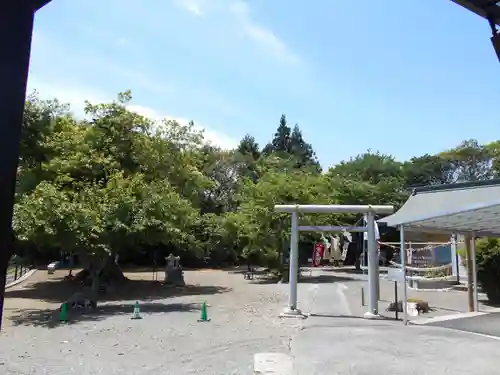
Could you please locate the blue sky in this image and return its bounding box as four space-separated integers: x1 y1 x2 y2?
30 0 500 169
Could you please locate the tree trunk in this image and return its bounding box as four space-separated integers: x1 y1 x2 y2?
101 254 127 281
68 252 74 277
75 254 127 289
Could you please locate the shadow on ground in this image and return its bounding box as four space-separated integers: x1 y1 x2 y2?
481 298 500 308
323 268 365 275
227 267 270 275
122 266 221 273
249 274 357 285
298 274 357 284
9 302 200 328
5 278 230 303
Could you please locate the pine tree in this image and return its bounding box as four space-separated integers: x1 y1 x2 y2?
270 114 291 154
237 134 260 160
289 124 321 172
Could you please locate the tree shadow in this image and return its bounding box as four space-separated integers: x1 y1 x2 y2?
5 277 230 303
323 268 365 275
480 298 500 308
9 302 200 328
250 274 357 284
226 267 270 275
298 274 357 284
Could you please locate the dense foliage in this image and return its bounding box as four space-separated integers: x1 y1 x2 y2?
476 238 500 303
12 90 500 281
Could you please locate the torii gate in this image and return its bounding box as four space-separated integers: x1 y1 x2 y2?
274 204 393 319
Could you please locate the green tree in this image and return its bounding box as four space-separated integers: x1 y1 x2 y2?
441 139 493 182
402 154 455 187
16 88 500 298
237 134 260 160
269 114 291 154
328 151 404 185
289 124 321 172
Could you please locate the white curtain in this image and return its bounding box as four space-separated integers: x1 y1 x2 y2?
330 235 342 261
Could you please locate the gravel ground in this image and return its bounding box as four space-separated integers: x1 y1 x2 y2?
0 270 300 375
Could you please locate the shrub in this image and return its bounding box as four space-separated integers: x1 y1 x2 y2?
476 238 500 304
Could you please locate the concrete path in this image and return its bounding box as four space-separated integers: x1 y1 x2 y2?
260 269 500 374
423 311 500 338
291 319 499 375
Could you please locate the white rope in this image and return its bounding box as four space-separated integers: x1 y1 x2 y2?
361 264 453 273
379 241 452 253
406 264 452 272
387 260 452 272
406 274 456 282
381 242 452 246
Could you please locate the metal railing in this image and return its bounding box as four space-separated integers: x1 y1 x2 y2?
6 256 31 284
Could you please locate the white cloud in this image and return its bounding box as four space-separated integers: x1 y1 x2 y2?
178 0 300 65
26 80 108 117
177 0 205 16
128 105 237 149
227 0 299 63
242 24 300 65
26 80 238 150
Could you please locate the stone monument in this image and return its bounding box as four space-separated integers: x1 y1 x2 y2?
164 253 185 286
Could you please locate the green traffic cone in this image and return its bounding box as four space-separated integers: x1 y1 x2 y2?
59 302 68 323
198 301 210 322
131 301 142 320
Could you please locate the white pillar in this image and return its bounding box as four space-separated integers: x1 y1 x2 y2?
364 212 379 319
281 210 303 317
471 235 479 312
450 234 459 281
400 225 408 325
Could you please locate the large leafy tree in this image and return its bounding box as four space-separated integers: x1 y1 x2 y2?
328 151 404 185
12 89 500 286
402 154 455 187
441 139 493 182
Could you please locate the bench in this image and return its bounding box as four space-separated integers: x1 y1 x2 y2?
47 261 60 275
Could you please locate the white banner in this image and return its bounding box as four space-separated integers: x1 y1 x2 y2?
363 215 380 241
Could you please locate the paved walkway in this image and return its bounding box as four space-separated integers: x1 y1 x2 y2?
315 268 492 320
261 268 500 374
290 318 498 374
425 312 500 338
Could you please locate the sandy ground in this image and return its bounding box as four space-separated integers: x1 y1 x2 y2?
1 267 494 374
0 268 299 375
3 270 61 328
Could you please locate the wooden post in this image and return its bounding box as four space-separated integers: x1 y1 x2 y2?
465 235 474 312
